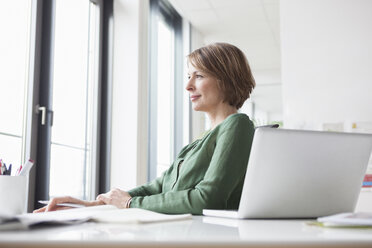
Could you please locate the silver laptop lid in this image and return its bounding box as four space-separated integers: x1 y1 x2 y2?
238 128 372 218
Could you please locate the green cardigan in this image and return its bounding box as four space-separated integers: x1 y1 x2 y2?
128 113 255 215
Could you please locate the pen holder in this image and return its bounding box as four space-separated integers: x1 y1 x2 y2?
0 176 27 215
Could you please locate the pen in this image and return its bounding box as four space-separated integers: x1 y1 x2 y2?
5 164 12 175
0 163 6 175
38 200 85 208
16 165 23 176
18 159 34 176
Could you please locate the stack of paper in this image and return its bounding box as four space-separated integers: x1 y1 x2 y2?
314 212 372 227
0 205 192 231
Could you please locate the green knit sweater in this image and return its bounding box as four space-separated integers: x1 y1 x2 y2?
128 113 255 215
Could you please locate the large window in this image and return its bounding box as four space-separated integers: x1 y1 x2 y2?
0 1 32 169
1 0 112 210
149 0 183 180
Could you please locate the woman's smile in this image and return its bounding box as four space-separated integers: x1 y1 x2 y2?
190 94 201 101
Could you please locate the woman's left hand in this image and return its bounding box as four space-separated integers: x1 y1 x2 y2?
96 188 131 209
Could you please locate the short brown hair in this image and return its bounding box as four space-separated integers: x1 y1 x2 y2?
187 43 255 109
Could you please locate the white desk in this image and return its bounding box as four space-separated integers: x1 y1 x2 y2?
1 216 372 248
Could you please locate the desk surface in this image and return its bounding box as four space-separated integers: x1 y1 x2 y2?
1 216 372 248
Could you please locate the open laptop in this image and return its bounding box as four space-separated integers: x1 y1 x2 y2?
203 128 372 219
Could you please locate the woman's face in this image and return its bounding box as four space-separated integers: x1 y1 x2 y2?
186 63 225 113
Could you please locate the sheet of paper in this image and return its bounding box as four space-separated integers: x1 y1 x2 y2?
317 212 372 226
92 208 192 224
16 205 192 226
202 216 239 227
17 205 116 225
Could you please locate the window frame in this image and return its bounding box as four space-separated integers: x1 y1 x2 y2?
148 0 183 181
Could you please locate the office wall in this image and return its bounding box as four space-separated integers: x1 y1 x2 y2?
281 0 372 130
281 0 372 210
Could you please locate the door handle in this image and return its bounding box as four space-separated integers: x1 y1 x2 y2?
35 104 53 126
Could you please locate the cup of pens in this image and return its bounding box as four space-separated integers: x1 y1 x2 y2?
0 159 34 215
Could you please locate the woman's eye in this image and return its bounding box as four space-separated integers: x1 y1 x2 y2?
196 74 203 78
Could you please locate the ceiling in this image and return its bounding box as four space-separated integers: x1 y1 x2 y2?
168 0 282 118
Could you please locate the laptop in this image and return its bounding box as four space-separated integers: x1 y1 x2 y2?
203 128 372 219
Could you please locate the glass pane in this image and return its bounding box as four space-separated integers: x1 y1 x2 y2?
50 0 99 200
0 1 31 167
156 18 174 177
50 144 86 197
51 0 89 148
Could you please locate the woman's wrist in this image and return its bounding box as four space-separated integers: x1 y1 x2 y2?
93 200 105 206
125 197 132 208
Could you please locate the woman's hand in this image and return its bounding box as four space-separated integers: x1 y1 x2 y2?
96 188 132 209
33 196 104 213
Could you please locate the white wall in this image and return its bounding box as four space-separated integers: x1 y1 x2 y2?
110 0 149 190
281 0 372 130
281 0 372 211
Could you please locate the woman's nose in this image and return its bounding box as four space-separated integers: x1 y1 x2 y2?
186 78 194 92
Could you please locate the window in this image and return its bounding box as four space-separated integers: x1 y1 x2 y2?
0 1 32 169
149 0 183 180
1 0 112 210
49 0 101 200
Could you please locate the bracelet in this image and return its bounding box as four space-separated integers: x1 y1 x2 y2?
125 197 132 209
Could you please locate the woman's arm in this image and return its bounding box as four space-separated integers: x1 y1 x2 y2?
33 196 103 213
34 145 191 212
127 173 165 197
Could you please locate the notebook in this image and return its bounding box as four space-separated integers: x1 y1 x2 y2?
203 128 372 219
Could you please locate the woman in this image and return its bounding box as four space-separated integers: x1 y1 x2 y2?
35 42 256 215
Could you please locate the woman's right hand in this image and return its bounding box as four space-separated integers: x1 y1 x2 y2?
33 196 104 213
